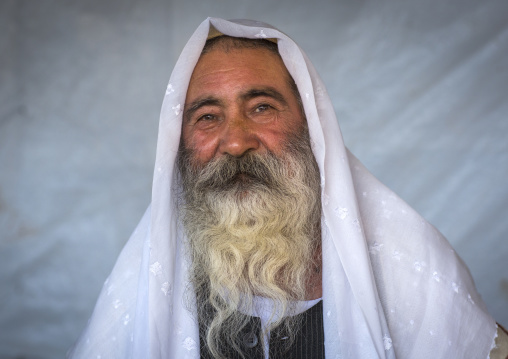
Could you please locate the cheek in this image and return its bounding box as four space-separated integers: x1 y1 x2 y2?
256 128 291 155
183 129 220 164
256 116 304 155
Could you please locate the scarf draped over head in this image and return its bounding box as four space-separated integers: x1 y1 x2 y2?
69 17 496 359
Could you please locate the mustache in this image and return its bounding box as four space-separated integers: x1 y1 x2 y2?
189 152 282 192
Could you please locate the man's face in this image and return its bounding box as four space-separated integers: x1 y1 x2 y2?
182 46 305 166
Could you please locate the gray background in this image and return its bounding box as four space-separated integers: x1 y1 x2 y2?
1 0 507 358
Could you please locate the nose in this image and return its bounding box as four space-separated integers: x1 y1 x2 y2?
218 118 260 157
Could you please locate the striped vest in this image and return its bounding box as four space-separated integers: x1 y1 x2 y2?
199 300 325 359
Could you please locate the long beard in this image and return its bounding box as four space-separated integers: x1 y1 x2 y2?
177 129 321 358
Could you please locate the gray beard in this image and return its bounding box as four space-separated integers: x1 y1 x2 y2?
177 128 321 358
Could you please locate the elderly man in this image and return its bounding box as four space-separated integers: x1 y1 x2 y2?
69 18 507 359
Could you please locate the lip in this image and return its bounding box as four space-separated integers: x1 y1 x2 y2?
227 172 260 191
235 173 251 181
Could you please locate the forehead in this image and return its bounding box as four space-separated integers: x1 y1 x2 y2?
187 47 293 97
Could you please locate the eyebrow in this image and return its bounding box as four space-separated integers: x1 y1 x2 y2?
184 97 223 123
240 87 288 107
183 87 289 123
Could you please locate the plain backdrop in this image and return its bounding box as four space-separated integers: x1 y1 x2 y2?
1 0 507 358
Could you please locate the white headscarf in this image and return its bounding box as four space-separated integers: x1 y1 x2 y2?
69 18 496 359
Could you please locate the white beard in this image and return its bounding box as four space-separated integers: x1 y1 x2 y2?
177 129 321 358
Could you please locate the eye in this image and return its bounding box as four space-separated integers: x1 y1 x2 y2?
254 104 271 113
197 114 216 122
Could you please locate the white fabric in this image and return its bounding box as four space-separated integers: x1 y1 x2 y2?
68 18 497 359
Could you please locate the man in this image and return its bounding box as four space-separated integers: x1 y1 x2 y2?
69 18 506 359
179 34 324 359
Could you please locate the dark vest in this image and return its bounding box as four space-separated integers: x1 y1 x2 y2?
199 301 325 359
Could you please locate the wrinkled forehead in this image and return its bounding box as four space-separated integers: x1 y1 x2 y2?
189 32 303 115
